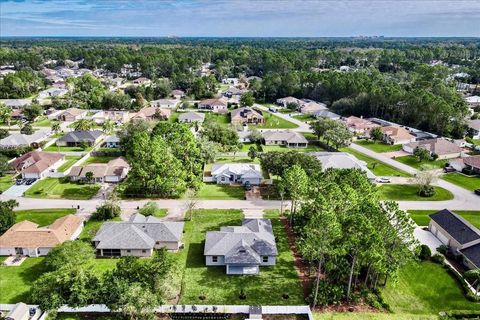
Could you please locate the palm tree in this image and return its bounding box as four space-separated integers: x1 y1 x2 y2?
0 104 12 128
51 121 61 134
102 119 115 135
73 119 94 131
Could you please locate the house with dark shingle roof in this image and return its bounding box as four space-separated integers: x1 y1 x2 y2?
92 213 184 257
204 219 278 275
429 209 480 269
56 130 103 147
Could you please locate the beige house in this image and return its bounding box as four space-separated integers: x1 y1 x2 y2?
0 215 84 257
299 101 328 115
343 116 380 135
57 108 87 121
198 97 228 113
150 99 180 109
403 138 463 160
231 107 264 125
10 151 64 179
91 110 129 124
448 155 480 173
130 107 171 121
276 96 303 108
68 157 130 183
380 126 415 145
262 130 308 148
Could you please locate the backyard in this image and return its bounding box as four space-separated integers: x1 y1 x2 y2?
378 184 453 201
408 210 480 228
79 216 122 241
195 183 246 200
24 178 100 200
57 156 82 172
355 140 403 153
81 155 117 166
341 147 410 177
204 112 230 126
442 173 480 191
15 208 76 226
178 209 304 305
394 155 448 170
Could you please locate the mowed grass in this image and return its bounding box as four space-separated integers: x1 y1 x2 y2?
79 216 122 241
80 155 116 166
408 210 480 227
394 155 448 170
44 144 93 152
57 156 82 172
32 116 54 127
0 174 15 192
355 140 403 153
251 112 298 129
442 173 480 191
378 184 453 201
342 147 410 177
24 178 100 200
15 208 76 226
195 183 245 200
204 112 230 127
382 261 480 314
178 209 304 305
240 143 325 153
314 313 437 320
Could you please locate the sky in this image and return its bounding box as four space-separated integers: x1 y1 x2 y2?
0 0 479 37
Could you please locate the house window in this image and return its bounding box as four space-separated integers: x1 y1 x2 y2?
262 256 269 263
126 250 131 253
156 241 160 245
142 250 146 253
212 256 218 262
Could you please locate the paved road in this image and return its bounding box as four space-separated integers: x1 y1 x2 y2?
351 142 480 211
254 104 312 132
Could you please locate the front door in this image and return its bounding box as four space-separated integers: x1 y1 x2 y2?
15 247 23 255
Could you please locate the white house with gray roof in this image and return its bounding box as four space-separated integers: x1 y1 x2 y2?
178 111 205 123
310 152 376 181
204 219 278 275
92 213 184 257
210 163 263 185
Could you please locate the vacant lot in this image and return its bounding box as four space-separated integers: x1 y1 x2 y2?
355 140 403 153
195 183 245 200
178 209 304 305
442 173 480 191
81 155 116 166
204 112 230 126
252 112 298 129
57 156 82 172
408 210 480 228
378 184 453 201
342 148 410 177
394 155 448 170
32 116 54 127
382 261 480 315
15 208 76 226
24 178 100 200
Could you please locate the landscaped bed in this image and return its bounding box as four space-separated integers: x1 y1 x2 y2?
178 209 304 305
378 184 453 201
441 173 480 191
15 208 76 226
394 155 448 170
408 210 480 228
341 148 410 177
24 178 100 200
355 140 403 153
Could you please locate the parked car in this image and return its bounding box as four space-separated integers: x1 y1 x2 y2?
269 107 278 113
15 179 25 185
25 178 36 185
475 189 480 196
244 181 252 191
443 166 456 173
376 177 391 183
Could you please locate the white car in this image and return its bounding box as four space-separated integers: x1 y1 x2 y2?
376 177 391 183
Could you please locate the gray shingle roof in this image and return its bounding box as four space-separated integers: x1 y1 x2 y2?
430 209 480 245
460 243 480 268
58 130 102 143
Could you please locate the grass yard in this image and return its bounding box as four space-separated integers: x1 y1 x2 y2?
195 183 245 200
15 208 76 226
44 144 93 152
80 155 116 166
314 313 437 320
240 143 324 153
341 147 410 177
80 216 122 241
0 257 47 303
24 178 100 200
0 174 15 192
57 156 82 172
408 210 480 228
442 173 480 191
178 209 304 305
382 261 480 314
292 114 314 122
32 116 54 127
355 140 403 153
204 112 230 126
213 156 260 164
251 112 298 129
378 184 453 201
394 155 448 170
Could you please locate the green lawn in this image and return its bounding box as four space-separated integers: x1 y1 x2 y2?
195 183 245 200
214 156 260 164
32 116 54 127
442 173 480 191
355 140 403 153
81 155 116 166
24 178 100 200
44 145 93 152
394 155 448 170
341 147 410 177
251 112 298 129
0 257 47 303
15 208 76 226
57 156 82 172
408 210 480 227
240 142 324 153
382 261 480 314
0 174 15 192
204 112 230 126
178 209 304 305
292 114 314 122
314 313 436 320
378 184 453 201
80 217 122 241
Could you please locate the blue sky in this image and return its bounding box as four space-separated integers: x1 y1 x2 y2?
1 0 479 37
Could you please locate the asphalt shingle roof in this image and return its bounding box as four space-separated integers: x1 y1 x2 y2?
460 244 480 268
430 209 480 245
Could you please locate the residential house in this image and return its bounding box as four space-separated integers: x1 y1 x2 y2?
343 116 380 136
104 134 120 148
204 219 278 275
429 209 480 270
171 89 185 99
92 213 184 257
0 99 31 108
5 302 29 320
262 130 308 148
466 95 480 108
381 126 415 145
178 111 205 123
56 130 103 147
132 77 151 85
38 87 68 99
222 77 239 86
238 131 252 143
310 152 376 181
448 155 480 174
468 120 480 139
222 87 247 99
299 101 328 115
91 110 129 124
150 99 180 109
312 110 341 120
231 107 265 126
68 157 129 183
403 138 463 160
198 97 228 113
0 132 47 149
0 215 83 257
276 96 303 108
57 108 88 122
210 163 263 185
10 108 25 121
10 151 64 179
130 107 171 121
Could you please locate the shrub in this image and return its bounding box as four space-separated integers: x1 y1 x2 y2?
437 245 448 255
418 244 432 260
92 200 121 220
418 185 435 197
431 253 445 264
307 281 345 306
138 201 160 216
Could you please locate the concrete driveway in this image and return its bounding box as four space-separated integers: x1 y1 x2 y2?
2 180 38 197
414 227 442 254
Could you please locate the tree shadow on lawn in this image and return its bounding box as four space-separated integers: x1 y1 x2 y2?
7 259 48 303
